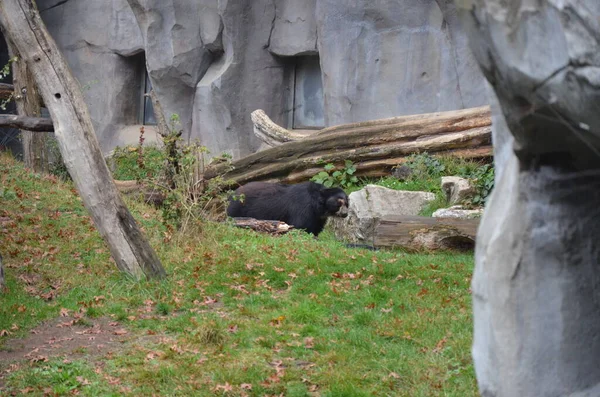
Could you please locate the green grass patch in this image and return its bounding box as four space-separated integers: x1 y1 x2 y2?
0 152 477 396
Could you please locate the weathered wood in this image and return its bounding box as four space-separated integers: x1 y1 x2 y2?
0 0 165 279
251 109 312 146
373 215 480 251
0 82 13 100
0 115 53 131
231 217 294 235
205 106 492 186
7 38 48 172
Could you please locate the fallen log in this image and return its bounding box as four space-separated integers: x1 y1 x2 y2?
205 106 492 186
373 215 479 251
0 115 54 132
231 217 294 235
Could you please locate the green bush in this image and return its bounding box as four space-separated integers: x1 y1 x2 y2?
109 144 165 181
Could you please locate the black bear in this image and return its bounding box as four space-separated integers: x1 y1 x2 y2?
227 181 349 236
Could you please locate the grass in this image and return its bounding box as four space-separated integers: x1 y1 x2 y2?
0 152 477 396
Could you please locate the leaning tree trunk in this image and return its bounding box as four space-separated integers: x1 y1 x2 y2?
6 39 48 173
0 0 166 280
458 1 600 396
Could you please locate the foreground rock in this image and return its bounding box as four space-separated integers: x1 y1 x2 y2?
458 0 600 395
330 185 435 245
432 205 483 219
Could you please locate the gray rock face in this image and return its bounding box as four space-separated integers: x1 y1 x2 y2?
441 176 475 205
316 0 487 126
126 0 222 146
330 185 435 244
191 0 291 159
457 1 600 396
34 0 487 158
269 0 318 56
38 0 145 153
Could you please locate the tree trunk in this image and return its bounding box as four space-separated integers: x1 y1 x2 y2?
0 115 53 131
6 38 48 173
373 215 478 251
205 106 492 186
458 1 600 396
0 0 166 280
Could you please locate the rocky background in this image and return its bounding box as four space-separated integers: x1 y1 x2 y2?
36 0 488 159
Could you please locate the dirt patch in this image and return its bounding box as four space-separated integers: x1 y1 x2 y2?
0 316 156 388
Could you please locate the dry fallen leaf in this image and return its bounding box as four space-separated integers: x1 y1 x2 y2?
214 382 233 392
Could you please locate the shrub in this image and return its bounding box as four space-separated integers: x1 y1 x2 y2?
311 160 359 189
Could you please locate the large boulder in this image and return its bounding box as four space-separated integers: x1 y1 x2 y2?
330 185 435 244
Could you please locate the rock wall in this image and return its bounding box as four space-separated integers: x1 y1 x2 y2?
38 0 149 153
36 0 487 158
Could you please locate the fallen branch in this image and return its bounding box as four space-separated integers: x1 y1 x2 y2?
0 115 54 132
231 217 294 235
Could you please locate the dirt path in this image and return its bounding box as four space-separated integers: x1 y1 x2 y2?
0 316 154 389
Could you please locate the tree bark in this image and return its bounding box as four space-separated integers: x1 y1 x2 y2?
205 106 492 186
0 82 13 100
0 0 165 279
6 39 48 172
0 115 53 131
373 215 478 251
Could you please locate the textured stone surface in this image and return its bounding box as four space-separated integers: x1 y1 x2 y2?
35 0 487 158
38 0 145 153
316 0 487 126
441 176 475 205
330 185 435 244
269 0 318 56
457 0 600 396
432 205 482 219
126 0 225 148
191 0 291 159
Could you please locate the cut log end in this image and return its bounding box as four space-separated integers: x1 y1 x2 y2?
231 217 294 235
